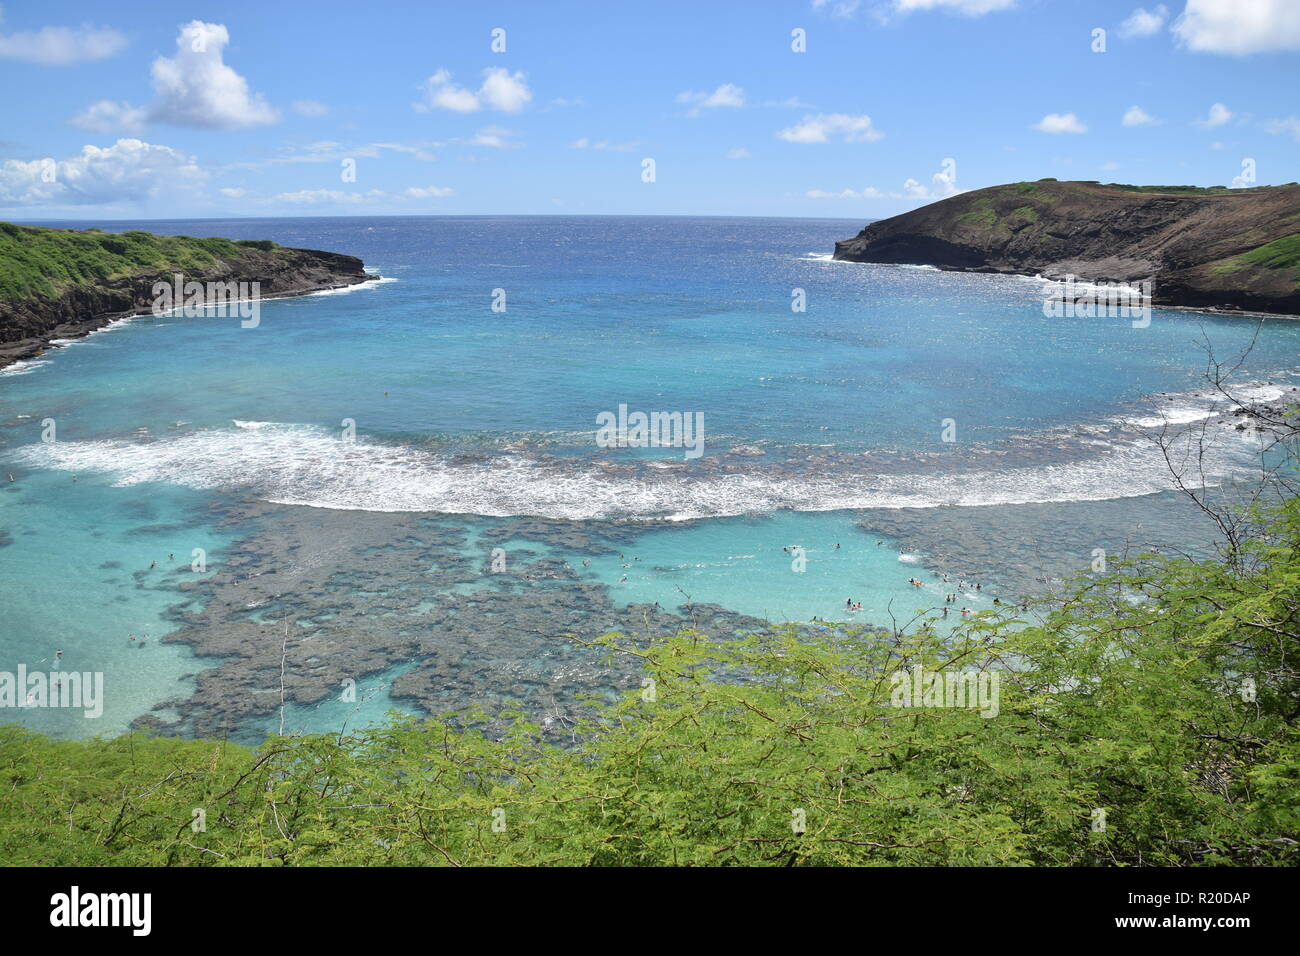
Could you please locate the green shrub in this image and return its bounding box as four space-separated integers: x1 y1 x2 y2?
0 222 291 302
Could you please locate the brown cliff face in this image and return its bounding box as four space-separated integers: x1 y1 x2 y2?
833 180 1300 316
0 232 375 369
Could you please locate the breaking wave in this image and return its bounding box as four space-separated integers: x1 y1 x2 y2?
9 381 1280 521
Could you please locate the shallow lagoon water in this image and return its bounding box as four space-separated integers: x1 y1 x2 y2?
2 215 1297 740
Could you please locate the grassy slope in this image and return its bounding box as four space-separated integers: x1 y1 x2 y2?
0 221 283 302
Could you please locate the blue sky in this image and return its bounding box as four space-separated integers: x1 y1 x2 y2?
1 0 1297 220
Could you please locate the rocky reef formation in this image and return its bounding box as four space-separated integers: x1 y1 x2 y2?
0 223 375 369
127 502 797 742
834 180 1300 316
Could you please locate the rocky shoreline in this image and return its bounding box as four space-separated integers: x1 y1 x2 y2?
834 180 1300 317
0 242 377 371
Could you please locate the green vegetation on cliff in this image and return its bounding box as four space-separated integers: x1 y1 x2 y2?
3 492 1297 866
834 180 1300 314
0 221 288 302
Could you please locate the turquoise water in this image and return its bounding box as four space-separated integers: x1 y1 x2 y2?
2 216 1297 739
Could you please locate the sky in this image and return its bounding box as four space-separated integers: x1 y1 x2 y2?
0 0 1297 220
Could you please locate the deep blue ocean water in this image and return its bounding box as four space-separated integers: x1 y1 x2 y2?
2 215 1297 738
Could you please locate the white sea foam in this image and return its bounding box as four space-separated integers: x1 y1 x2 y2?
0 359 50 376
7 409 1265 522
1117 381 1295 429
304 276 398 297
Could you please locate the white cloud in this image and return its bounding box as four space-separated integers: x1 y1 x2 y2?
1101 161 1121 171
227 141 440 169
1118 5 1168 38
726 147 750 159
1122 105 1158 127
1264 116 1300 140
211 185 454 206
479 68 532 112
368 142 440 161
0 139 205 206
403 185 455 198
811 0 863 18
65 22 276 131
146 21 278 128
1194 102 1233 127
763 97 816 109
273 189 379 205
416 67 532 113
808 167 962 200
807 186 888 199
677 83 745 116
70 100 148 134
929 163 960 197
891 0 1016 15
777 113 884 143
292 100 329 117
1033 112 1087 134
464 126 519 149
0 8 126 64
570 137 638 152
1173 0 1300 54
418 70 478 112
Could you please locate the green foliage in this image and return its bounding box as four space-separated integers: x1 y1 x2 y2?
2 498 1297 867
1102 183 1241 196
1008 204 1040 224
1209 233 1300 280
958 201 1000 229
1240 233 1300 276
0 222 282 302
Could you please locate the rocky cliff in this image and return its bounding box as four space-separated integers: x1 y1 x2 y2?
0 223 376 369
833 180 1300 316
